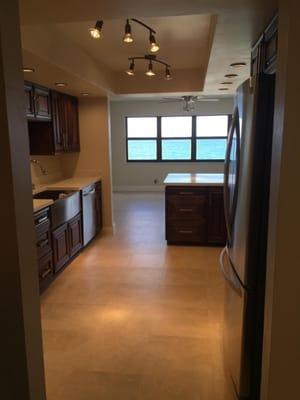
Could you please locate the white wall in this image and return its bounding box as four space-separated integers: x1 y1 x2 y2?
110 98 234 191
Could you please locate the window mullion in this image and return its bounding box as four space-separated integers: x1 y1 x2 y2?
157 116 162 161
191 116 196 161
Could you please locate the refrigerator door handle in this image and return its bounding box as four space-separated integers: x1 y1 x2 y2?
223 107 241 245
219 247 243 295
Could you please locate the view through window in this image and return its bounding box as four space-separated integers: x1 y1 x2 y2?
126 115 230 162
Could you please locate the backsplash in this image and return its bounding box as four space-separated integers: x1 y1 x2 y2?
30 155 65 185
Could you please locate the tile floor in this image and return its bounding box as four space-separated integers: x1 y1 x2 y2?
41 192 227 399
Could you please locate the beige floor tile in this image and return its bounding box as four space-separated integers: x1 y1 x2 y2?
41 192 227 399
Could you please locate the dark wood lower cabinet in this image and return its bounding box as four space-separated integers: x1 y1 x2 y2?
38 252 54 293
69 213 83 257
166 185 226 246
52 222 70 273
52 213 83 273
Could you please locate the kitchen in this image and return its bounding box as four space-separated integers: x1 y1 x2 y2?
1 1 300 400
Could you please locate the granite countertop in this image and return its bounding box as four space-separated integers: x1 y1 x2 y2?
33 176 102 195
32 176 101 213
163 173 224 186
33 199 54 213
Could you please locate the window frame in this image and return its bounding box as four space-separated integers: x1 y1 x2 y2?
126 114 231 163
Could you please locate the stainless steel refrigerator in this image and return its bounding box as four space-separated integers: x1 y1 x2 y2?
220 74 276 399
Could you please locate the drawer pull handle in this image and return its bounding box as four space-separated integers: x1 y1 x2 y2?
179 230 193 234
41 268 52 279
36 216 48 225
179 208 193 212
179 192 193 195
37 239 49 248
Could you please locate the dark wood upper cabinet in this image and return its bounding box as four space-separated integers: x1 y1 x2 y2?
25 82 51 121
24 82 35 118
27 84 80 155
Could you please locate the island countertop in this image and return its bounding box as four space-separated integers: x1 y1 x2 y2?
163 173 224 186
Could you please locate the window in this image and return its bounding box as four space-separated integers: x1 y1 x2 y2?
126 115 229 162
161 117 192 160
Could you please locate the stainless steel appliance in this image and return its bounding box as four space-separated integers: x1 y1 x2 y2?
220 73 276 399
82 183 101 246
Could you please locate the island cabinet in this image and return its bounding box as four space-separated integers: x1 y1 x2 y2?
165 186 226 246
27 87 80 155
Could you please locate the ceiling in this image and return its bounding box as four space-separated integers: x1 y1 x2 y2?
19 0 278 99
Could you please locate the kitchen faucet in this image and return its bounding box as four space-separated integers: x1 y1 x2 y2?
30 158 48 175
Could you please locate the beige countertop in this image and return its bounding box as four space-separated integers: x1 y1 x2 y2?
163 173 224 186
33 199 54 213
33 176 102 195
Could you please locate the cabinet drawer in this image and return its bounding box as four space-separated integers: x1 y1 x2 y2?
167 194 207 220
38 252 54 293
167 220 207 244
35 219 52 259
166 186 207 197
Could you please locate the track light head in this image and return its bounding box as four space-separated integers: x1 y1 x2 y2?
149 32 159 53
89 20 103 39
126 60 135 76
145 61 155 77
123 19 133 43
165 67 172 80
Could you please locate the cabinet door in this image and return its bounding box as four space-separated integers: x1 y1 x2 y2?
34 85 52 120
51 91 65 153
52 223 69 273
38 251 54 293
64 95 80 152
68 213 83 258
24 82 35 118
251 36 263 78
263 15 278 74
207 189 227 245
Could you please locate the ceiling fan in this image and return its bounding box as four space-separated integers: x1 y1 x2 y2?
161 95 219 112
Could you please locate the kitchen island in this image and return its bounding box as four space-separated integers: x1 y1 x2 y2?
164 173 226 245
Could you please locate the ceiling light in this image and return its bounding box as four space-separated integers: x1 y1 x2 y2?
55 82 67 87
165 67 172 80
81 93 89 96
230 62 246 68
221 82 233 85
149 32 159 53
89 20 103 39
23 67 35 73
145 61 155 77
126 60 135 76
123 19 133 43
224 73 238 78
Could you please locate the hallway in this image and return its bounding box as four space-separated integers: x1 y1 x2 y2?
41 192 226 399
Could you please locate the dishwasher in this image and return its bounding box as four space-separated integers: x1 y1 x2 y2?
82 182 101 246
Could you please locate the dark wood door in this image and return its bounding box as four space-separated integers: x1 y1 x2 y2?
68 213 83 257
34 85 52 120
207 189 226 245
24 82 35 118
52 223 69 273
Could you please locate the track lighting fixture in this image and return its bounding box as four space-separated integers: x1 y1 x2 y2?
126 60 135 76
89 20 103 39
126 55 171 80
149 32 159 53
123 19 133 43
90 17 160 52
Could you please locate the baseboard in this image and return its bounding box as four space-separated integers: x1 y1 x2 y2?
113 185 164 192
102 223 116 235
